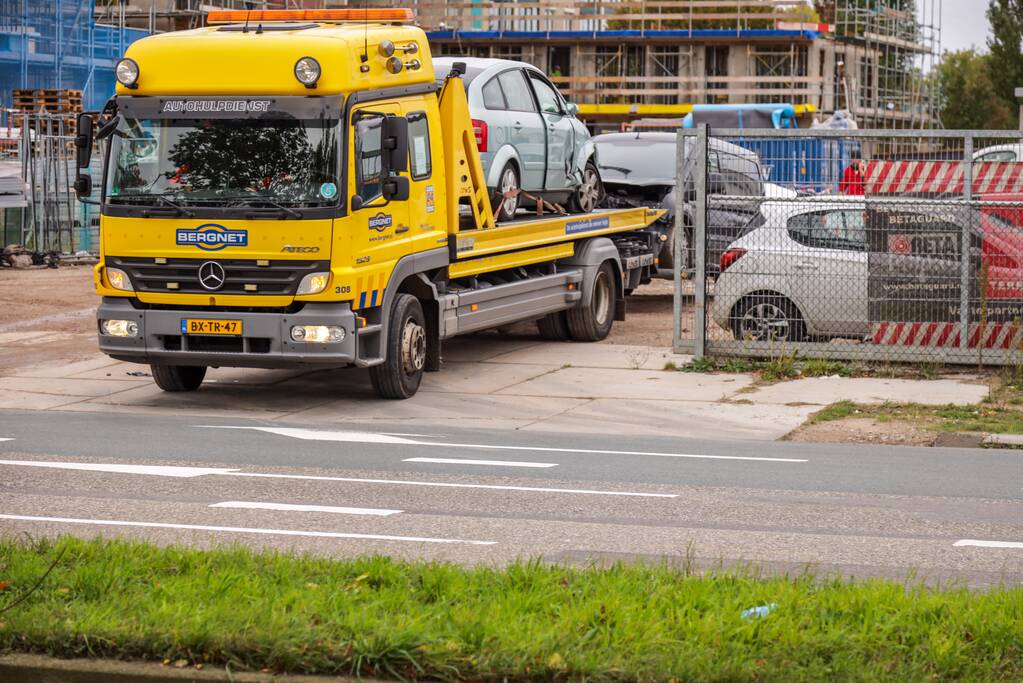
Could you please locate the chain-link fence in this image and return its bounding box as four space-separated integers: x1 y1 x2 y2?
673 126 1023 366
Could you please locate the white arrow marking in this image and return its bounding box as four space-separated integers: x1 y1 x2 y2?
0 457 675 497
0 459 238 478
210 501 401 516
404 457 557 468
0 514 493 545
954 539 1023 549
201 426 806 463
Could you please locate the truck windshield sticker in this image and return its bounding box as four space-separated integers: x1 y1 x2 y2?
319 182 337 200
565 216 611 235
369 212 392 232
176 224 249 251
160 100 271 114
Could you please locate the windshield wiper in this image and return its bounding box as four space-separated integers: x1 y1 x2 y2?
225 195 303 219
111 192 195 217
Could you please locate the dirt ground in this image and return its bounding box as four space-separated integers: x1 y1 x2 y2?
0 265 100 375
0 266 686 376
785 417 938 447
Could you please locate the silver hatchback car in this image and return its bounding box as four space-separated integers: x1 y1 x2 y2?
433 57 601 221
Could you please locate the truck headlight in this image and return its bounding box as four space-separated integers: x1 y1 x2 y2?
116 58 140 88
106 267 134 291
296 272 329 295
101 319 139 337
294 56 321 88
291 325 345 343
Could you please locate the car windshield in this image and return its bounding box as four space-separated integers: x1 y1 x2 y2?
105 116 340 207
594 138 676 184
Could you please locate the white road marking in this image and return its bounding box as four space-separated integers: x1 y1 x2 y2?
0 459 238 478
954 539 1023 549
404 457 557 468
226 472 676 497
0 514 493 545
201 426 806 463
0 438 13 442
210 501 401 516
0 457 676 497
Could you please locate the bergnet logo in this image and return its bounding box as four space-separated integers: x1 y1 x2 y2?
176 224 249 251
369 212 393 232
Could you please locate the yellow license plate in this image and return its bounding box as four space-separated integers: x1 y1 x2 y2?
181 319 243 336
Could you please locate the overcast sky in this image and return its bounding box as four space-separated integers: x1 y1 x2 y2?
939 0 992 54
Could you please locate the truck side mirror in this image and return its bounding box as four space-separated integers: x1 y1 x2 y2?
75 113 94 169
382 175 410 202
73 174 92 198
382 115 408 174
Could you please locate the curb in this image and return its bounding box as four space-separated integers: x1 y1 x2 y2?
982 433 1023 448
0 654 376 683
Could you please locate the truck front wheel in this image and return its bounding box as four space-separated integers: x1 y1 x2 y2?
567 261 616 341
370 294 427 399
151 364 206 392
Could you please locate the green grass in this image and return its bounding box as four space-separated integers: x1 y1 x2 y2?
808 400 1023 434
2 538 1023 681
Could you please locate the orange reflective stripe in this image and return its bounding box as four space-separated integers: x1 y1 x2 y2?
206 9 414 23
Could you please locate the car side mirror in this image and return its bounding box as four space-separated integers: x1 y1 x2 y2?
75 113 94 169
382 175 410 202
708 172 727 195
382 115 409 174
566 102 579 116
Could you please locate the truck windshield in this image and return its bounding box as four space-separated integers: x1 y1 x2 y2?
105 116 340 208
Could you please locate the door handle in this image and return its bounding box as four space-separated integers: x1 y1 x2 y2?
548 124 555 131
513 121 523 129
794 261 818 270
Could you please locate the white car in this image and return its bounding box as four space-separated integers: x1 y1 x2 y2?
973 144 1023 163
711 200 868 341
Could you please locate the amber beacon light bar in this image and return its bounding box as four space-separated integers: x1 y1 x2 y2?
206 8 415 24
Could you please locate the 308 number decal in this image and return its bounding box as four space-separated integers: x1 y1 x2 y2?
335 285 351 294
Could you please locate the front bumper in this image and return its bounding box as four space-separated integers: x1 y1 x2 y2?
97 298 358 369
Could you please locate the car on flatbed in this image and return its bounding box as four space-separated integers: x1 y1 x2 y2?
432 56 601 221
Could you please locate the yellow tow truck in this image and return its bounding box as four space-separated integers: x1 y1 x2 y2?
73 8 664 398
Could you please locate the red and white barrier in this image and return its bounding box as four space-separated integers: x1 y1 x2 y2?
864 161 1023 196
871 320 1023 348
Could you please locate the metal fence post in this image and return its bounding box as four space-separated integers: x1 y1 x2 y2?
672 129 686 354
693 124 708 359
960 134 973 350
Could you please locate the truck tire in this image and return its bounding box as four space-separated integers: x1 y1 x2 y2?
567 261 616 341
150 364 206 392
569 159 602 213
493 162 520 222
536 310 571 340
370 294 427 399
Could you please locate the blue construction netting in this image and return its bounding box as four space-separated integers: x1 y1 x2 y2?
0 0 148 112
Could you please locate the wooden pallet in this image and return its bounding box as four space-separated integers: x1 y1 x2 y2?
10 89 83 114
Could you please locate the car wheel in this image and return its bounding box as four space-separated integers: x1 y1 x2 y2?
493 163 520 222
730 295 805 342
569 160 602 213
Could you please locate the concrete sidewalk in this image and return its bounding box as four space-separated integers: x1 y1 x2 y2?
0 333 990 441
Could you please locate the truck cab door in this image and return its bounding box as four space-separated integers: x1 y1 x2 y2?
527 71 574 192
349 103 412 307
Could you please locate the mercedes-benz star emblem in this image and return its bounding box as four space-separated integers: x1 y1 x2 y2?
197 261 226 291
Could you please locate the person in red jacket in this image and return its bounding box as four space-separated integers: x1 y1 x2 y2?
839 158 866 195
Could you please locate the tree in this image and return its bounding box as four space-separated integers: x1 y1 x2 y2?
987 0 1023 116
933 49 1013 130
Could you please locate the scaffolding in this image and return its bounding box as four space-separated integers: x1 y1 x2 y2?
831 0 941 128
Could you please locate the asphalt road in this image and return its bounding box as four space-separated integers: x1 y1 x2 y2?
1 409 1021 587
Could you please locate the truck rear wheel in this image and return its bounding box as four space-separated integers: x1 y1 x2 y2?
150 364 206 392
536 310 571 340
370 294 426 399
567 261 616 342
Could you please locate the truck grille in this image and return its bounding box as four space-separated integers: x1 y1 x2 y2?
108 257 329 296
